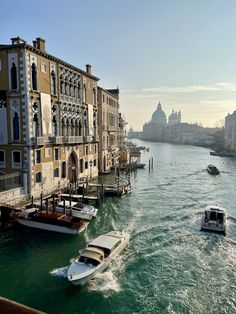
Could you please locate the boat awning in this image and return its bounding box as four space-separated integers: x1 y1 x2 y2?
81 248 104 262
89 234 121 250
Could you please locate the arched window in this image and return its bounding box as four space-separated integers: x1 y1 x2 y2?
83 84 86 103
51 71 56 95
31 63 37 90
61 118 66 136
93 88 96 106
11 63 17 90
13 112 20 140
52 115 57 137
60 74 65 94
70 79 74 97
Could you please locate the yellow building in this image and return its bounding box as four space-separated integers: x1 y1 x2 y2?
0 36 99 198
97 87 121 173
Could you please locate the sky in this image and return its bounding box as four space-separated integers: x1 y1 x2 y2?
1 0 236 130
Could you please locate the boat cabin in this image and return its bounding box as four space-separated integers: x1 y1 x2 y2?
204 207 224 224
88 234 122 258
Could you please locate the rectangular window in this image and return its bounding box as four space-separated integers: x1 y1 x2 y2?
94 144 97 154
93 159 96 167
54 168 59 178
102 94 105 103
35 150 41 164
54 148 59 160
12 151 21 168
85 161 88 169
85 146 88 155
0 150 5 167
35 172 42 183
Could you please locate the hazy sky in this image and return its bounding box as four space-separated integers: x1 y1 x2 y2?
1 0 236 130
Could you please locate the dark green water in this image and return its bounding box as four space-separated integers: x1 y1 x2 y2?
1 141 236 314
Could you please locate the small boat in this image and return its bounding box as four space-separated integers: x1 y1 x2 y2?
56 200 98 220
201 205 227 234
14 208 88 235
136 163 146 169
207 164 220 175
67 230 130 285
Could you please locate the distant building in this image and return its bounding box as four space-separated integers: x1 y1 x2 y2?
225 110 236 151
168 110 181 125
143 102 181 141
141 102 217 146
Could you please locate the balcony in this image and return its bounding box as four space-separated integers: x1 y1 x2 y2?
52 136 64 144
108 126 118 132
64 136 84 144
31 137 45 146
92 135 99 142
83 136 92 143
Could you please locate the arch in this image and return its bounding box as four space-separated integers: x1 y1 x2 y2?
68 151 78 183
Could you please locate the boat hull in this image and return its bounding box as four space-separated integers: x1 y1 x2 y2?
16 218 88 235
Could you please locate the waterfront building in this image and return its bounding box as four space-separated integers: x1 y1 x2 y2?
0 36 99 198
225 111 236 151
97 87 120 173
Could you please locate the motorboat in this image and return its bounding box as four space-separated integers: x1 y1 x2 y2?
14 208 88 235
67 230 130 285
56 200 98 220
201 205 227 234
207 164 220 175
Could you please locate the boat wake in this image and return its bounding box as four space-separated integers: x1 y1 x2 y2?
49 266 69 278
88 269 121 294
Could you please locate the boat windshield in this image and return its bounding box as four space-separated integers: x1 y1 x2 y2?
79 256 100 267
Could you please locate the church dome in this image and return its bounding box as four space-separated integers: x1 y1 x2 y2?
151 102 167 125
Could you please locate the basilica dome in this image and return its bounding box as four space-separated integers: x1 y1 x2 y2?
151 102 167 125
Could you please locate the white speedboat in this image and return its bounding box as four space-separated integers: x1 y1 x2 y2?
201 205 227 234
15 208 88 235
67 230 130 285
56 200 98 220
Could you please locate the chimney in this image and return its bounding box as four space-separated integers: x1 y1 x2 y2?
33 37 46 51
86 64 92 75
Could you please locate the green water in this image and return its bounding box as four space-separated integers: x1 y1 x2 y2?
1 141 236 314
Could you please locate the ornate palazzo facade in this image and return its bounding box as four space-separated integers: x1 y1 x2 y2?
0 37 102 197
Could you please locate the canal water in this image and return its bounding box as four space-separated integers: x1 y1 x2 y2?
1 141 236 314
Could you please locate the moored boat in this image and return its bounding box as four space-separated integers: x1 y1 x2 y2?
14 208 88 235
201 205 227 234
207 164 220 175
67 230 130 285
56 200 98 220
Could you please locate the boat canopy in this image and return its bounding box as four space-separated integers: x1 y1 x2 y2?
89 234 121 251
80 247 104 262
205 205 226 213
